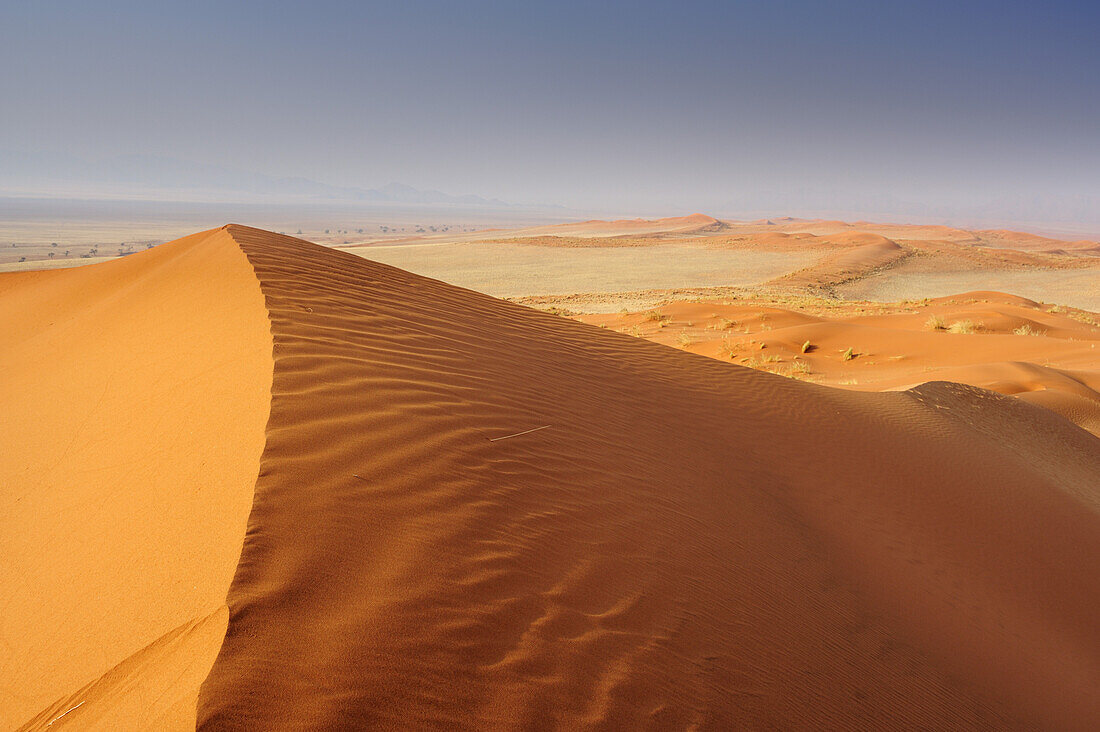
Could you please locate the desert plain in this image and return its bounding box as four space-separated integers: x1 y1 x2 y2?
2 213 1099 729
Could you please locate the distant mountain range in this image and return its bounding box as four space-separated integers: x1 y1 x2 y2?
0 151 519 208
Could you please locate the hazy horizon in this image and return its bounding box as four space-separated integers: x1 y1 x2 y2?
3 1 1098 231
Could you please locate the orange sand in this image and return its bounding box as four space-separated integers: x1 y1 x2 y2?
4 226 1099 729
0 228 272 729
581 293 1100 436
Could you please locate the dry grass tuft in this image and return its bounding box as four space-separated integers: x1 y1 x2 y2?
1066 311 1100 328
925 314 947 331
787 359 810 375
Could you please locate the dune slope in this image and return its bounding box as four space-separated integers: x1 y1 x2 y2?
193 227 1100 729
0 228 273 729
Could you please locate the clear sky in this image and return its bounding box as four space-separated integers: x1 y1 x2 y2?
2 0 1098 225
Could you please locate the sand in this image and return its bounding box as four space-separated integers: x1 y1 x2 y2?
4 226 1099 729
0 228 272 729
580 293 1100 437
340 240 821 299
838 267 1100 311
341 216 1099 312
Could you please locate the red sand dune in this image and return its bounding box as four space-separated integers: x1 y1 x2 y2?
771 233 907 290
3 226 1100 730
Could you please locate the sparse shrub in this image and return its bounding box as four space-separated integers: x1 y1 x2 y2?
925 314 947 330
842 347 855 361
1013 324 1044 336
789 359 810 374
644 310 667 322
801 340 812 353
678 330 695 347
1066 311 1100 328
947 320 977 334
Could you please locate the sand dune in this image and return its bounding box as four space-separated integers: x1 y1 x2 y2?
975 229 1100 252
0 228 272 729
770 234 907 292
441 214 1095 249
486 213 728 238
582 293 1100 437
3 226 1099 729
338 216 1099 314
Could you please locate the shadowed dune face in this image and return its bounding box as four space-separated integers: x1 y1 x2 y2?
0 228 274 730
192 227 1100 729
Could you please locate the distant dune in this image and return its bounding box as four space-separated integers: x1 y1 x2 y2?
770 233 907 291
3 227 1099 729
580 293 1100 438
427 213 1099 249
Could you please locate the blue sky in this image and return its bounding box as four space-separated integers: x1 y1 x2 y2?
2 1 1098 224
